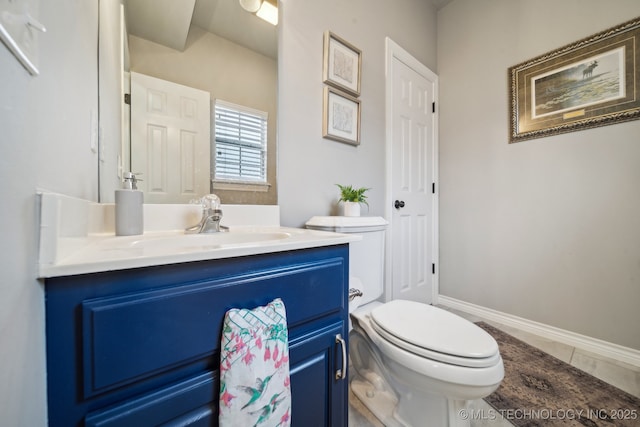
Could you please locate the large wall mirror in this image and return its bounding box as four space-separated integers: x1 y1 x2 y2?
98 0 278 204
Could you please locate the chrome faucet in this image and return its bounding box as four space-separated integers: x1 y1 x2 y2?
185 194 229 234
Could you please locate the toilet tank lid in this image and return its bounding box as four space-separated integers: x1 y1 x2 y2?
305 216 388 232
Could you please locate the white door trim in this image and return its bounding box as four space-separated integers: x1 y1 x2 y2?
384 37 439 304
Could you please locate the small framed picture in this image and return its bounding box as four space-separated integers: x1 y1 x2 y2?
323 31 362 97
323 86 361 146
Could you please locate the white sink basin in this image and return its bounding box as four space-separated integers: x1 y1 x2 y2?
92 229 293 253
127 231 291 250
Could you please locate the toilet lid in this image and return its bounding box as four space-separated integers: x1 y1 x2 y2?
370 300 500 368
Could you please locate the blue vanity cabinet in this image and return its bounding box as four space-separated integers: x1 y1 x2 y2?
45 244 349 427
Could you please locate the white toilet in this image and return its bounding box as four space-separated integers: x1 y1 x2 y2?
306 216 504 427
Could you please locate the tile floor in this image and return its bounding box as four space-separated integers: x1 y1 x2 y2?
347 306 640 426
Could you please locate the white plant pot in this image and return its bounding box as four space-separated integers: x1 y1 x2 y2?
343 202 361 217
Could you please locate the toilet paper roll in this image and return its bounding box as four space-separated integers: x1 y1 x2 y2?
348 277 363 313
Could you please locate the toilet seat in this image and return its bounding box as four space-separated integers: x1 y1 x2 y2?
369 300 501 368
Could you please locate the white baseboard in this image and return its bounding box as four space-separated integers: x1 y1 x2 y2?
438 295 640 368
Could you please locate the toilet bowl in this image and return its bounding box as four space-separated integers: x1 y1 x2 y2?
305 216 504 426
350 300 504 426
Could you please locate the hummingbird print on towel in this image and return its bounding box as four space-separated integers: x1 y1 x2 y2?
239 374 274 409
249 392 287 426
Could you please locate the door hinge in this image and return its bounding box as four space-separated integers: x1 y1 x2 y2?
124 93 131 105
432 102 435 113
432 263 435 274
432 182 435 194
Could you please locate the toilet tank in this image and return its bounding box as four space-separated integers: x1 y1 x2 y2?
306 216 388 306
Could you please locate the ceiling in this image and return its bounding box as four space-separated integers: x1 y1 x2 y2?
431 0 453 9
124 0 277 58
125 0 451 59
191 0 277 58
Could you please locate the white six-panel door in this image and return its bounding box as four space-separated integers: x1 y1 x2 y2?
386 39 438 304
131 72 211 203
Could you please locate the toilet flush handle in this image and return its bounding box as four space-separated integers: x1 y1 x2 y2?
349 288 363 301
335 334 347 381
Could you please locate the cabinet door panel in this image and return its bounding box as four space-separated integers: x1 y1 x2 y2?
290 322 347 426
291 352 328 425
160 406 215 427
85 372 216 427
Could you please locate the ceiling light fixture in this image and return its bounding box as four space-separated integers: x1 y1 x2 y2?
239 0 261 13
239 0 278 26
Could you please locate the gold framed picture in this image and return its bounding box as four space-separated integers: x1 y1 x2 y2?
508 17 640 143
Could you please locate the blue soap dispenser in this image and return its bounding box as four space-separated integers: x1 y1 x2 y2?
115 172 144 236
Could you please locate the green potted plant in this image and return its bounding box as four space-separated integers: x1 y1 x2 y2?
336 184 370 217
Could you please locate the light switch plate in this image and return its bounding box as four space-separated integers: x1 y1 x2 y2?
0 0 44 75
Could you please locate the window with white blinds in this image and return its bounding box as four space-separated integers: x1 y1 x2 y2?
213 100 267 183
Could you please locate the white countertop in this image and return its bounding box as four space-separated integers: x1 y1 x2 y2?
39 226 358 278
37 192 361 278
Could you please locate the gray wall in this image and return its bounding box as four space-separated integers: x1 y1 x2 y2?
278 0 437 227
0 1 99 425
437 0 640 350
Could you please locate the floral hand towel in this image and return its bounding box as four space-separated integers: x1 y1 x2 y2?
219 298 291 427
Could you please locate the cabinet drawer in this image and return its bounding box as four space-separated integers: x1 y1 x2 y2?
81 257 346 397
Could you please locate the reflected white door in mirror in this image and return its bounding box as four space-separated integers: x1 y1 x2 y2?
130 72 210 204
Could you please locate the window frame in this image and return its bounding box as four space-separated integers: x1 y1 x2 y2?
211 99 269 188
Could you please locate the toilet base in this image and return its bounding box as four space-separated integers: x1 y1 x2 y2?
351 377 402 427
351 373 473 427
350 329 480 427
